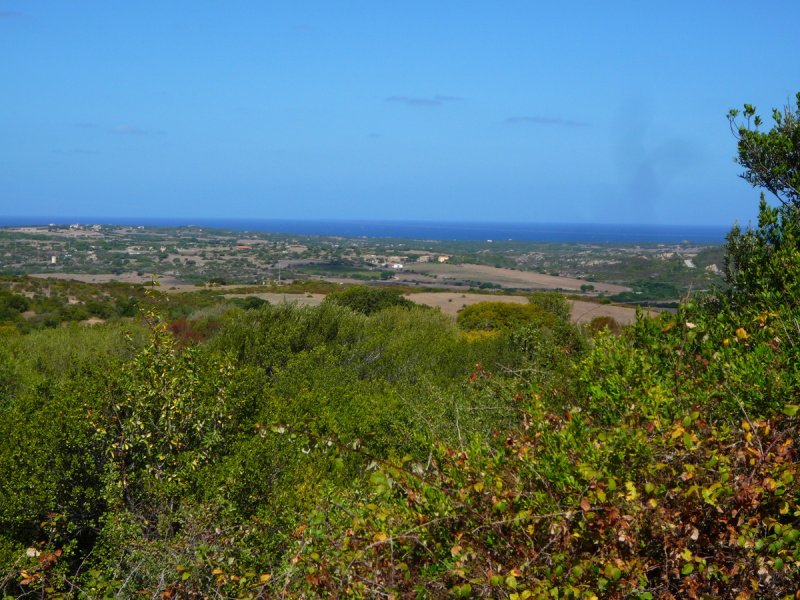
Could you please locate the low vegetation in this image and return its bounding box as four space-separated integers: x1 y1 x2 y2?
0 95 798 598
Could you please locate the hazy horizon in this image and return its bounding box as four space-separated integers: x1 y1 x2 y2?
0 215 737 228
2 2 797 226
0 216 731 244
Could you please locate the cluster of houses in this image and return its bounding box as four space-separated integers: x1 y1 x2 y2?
362 253 450 270
65 223 104 232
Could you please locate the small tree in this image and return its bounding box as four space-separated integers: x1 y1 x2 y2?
724 94 800 303
324 286 413 316
728 93 800 210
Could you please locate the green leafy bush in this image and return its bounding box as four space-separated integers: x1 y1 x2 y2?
456 301 555 331
323 285 413 315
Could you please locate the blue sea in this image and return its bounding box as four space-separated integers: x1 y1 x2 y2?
0 217 730 244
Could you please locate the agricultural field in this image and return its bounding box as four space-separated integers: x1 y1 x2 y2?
401 262 631 293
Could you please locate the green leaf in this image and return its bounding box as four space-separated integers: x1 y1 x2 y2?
781 404 799 417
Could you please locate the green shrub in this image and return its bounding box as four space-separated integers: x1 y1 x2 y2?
586 315 622 335
323 285 413 315
456 301 555 331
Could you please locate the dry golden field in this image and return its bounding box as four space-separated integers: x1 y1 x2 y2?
403 263 631 293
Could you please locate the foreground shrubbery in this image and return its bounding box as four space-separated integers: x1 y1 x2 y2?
272 296 799 598
1 254 797 597
0 298 556 596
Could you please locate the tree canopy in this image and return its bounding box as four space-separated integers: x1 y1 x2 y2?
725 94 800 302
323 285 414 315
728 93 800 210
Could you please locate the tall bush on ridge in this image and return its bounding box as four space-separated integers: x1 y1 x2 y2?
724 198 800 304
725 94 800 305
323 285 413 315
729 93 799 211
456 301 555 331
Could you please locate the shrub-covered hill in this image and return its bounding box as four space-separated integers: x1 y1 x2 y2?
1 95 799 598
0 291 583 596
1 250 796 598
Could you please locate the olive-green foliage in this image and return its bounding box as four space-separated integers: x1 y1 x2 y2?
98 323 240 507
728 92 800 210
0 323 148 584
209 301 362 374
725 197 800 306
229 295 268 310
456 301 555 331
210 302 519 455
586 315 623 335
0 295 548 595
353 306 466 382
0 289 29 322
323 285 414 315
455 295 588 409
610 279 681 302
724 95 800 308
0 276 159 332
527 290 571 321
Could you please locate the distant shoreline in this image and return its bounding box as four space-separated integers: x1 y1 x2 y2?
0 217 730 244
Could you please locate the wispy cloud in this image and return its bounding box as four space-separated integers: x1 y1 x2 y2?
75 122 165 135
110 124 148 135
108 124 166 136
385 95 464 107
0 10 21 18
506 116 590 128
53 148 100 156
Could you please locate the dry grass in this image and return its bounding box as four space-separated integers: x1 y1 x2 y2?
406 292 528 316
405 263 631 293
405 292 654 325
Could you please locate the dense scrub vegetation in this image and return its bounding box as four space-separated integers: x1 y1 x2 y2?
0 293 565 596
0 277 150 332
323 286 415 315
1 96 799 598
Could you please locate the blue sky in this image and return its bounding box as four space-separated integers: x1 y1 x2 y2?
1 1 798 226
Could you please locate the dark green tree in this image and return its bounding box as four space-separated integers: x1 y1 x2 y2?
728 93 800 210
724 94 800 302
323 285 413 315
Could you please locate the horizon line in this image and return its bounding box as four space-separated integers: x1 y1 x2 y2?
0 216 737 229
